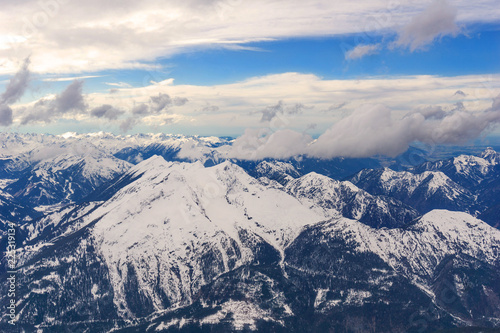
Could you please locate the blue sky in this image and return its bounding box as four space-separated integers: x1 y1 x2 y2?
0 0 500 157
21 25 499 96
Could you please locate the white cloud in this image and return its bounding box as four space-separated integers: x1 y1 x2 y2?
229 128 312 160
394 0 460 51
0 0 498 74
20 80 87 124
0 58 30 126
43 75 104 82
223 94 500 159
9 71 500 135
105 82 132 88
345 44 380 60
4 65 500 157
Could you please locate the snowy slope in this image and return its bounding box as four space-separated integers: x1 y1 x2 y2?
252 161 301 185
12 157 324 320
321 210 500 280
91 158 323 316
350 167 475 213
413 147 500 187
4 156 500 332
286 172 419 228
4 152 132 206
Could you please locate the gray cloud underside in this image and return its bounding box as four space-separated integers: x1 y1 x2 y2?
0 104 13 126
1 58 31 105
394 0 460 51
254 100 309 122
90 104 124 120
21 80 86 125
0 58 31 126
132 93 188 116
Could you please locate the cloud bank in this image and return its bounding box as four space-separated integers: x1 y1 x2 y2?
228 94 500 159
3 62 499 158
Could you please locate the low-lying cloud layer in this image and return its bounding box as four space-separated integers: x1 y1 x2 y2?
228 95 500 159
3 59 500 159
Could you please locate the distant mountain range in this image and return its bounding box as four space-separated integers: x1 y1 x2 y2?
1 132 500 332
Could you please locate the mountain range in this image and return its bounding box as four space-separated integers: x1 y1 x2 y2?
0 132 499 332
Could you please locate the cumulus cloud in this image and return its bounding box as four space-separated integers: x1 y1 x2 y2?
255 101 308 122
0 104 13 126
345 44 380 60
150 93 173 113
227 95 500 160
120 117 137 132
8 70 500 136
409 105 448 120
0 57 30 126
20 80 87 124
1 58 30 105
394 0 460 51
90 104 124 120
55 80 86 113
309 105 421 158
229 128 312 160
314 96 500 157
130 93 188 116
132 103 149 115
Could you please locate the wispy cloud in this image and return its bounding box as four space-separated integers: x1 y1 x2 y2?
43 75 104 82
345 44 380 60
105 82 132 88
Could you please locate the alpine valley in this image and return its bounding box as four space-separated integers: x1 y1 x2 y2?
1 132 500 333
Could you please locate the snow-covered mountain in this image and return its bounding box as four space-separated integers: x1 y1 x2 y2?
285 172 419 228
251 161 301 185
3 152 132 207
0 132 383 210
413 147 500 188
349 168 476 214
2 155 499 332
0 189 39 242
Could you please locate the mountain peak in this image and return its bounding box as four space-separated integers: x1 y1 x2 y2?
130 154 171 175
480 147 500 164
